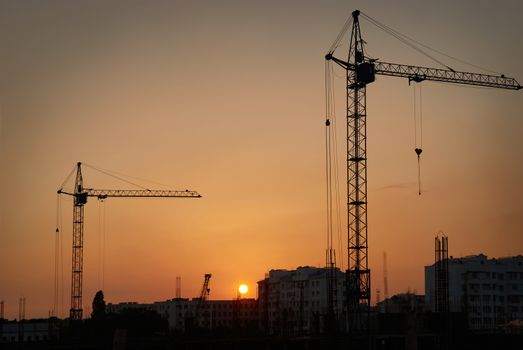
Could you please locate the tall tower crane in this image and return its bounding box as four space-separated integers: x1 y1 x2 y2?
325 10 520 335
57 162 201 321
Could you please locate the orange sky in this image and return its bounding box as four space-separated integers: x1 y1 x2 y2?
1 0 522 319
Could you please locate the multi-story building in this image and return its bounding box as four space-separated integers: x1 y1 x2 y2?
0 320 59 343
376 292 427 314
425 254 523 330
107 297 258 331
257 266 345 335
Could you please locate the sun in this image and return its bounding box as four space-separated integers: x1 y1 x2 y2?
238 284 249 295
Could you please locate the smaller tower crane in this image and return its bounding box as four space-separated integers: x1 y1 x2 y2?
57 162 201 321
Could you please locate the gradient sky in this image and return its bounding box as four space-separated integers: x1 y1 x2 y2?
1 0 522 319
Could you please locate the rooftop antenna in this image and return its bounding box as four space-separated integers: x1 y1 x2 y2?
176 276 182 299
383 252 389 312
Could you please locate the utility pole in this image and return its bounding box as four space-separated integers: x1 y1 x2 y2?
176 276 182 299
384 251 389 313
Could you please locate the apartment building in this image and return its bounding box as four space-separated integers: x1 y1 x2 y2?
257 266 346 335
425 254 523 330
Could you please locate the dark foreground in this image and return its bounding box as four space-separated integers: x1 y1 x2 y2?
2 332 523 350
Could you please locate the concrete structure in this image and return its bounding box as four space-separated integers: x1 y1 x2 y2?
0 320 59 343
257 266 345 335
425 254 523 330
376 292 427 314
108 297 258 331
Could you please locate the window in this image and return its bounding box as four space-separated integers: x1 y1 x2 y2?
508 295 519 303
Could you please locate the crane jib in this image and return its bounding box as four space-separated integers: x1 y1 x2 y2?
326 54 521 90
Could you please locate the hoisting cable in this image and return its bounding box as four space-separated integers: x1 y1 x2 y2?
97 199 102 290
326 118 333 267
325 60 334 270
328 15 353 54
59 194 64 317
360 12 501 75
325 60 338 321
360 12 453 71
53 194 60 317
54 193 65 317
83 163 173 189
325 58 345 271
330 65 344 271
96 197 107 291
82 163 152 191
102 200 107 290
413 84 423 195
57 164 77 193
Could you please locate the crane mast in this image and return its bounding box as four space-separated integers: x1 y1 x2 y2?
339 10 372 336
58 162 201 321
70 164 86 321
325 10 520 337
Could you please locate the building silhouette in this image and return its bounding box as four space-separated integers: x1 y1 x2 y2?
257 266 346 335
425 254 523 330
107 297 257 331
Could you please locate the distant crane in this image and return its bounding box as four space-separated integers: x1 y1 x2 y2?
57 162 201 321
325 10 520 335
195 273 211 327
185 273 211 330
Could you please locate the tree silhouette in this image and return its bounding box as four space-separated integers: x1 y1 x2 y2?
91 290 106 321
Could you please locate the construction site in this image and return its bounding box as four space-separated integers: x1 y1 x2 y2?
1 2 522 350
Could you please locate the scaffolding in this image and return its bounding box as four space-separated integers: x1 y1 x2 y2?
435 234 449 313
